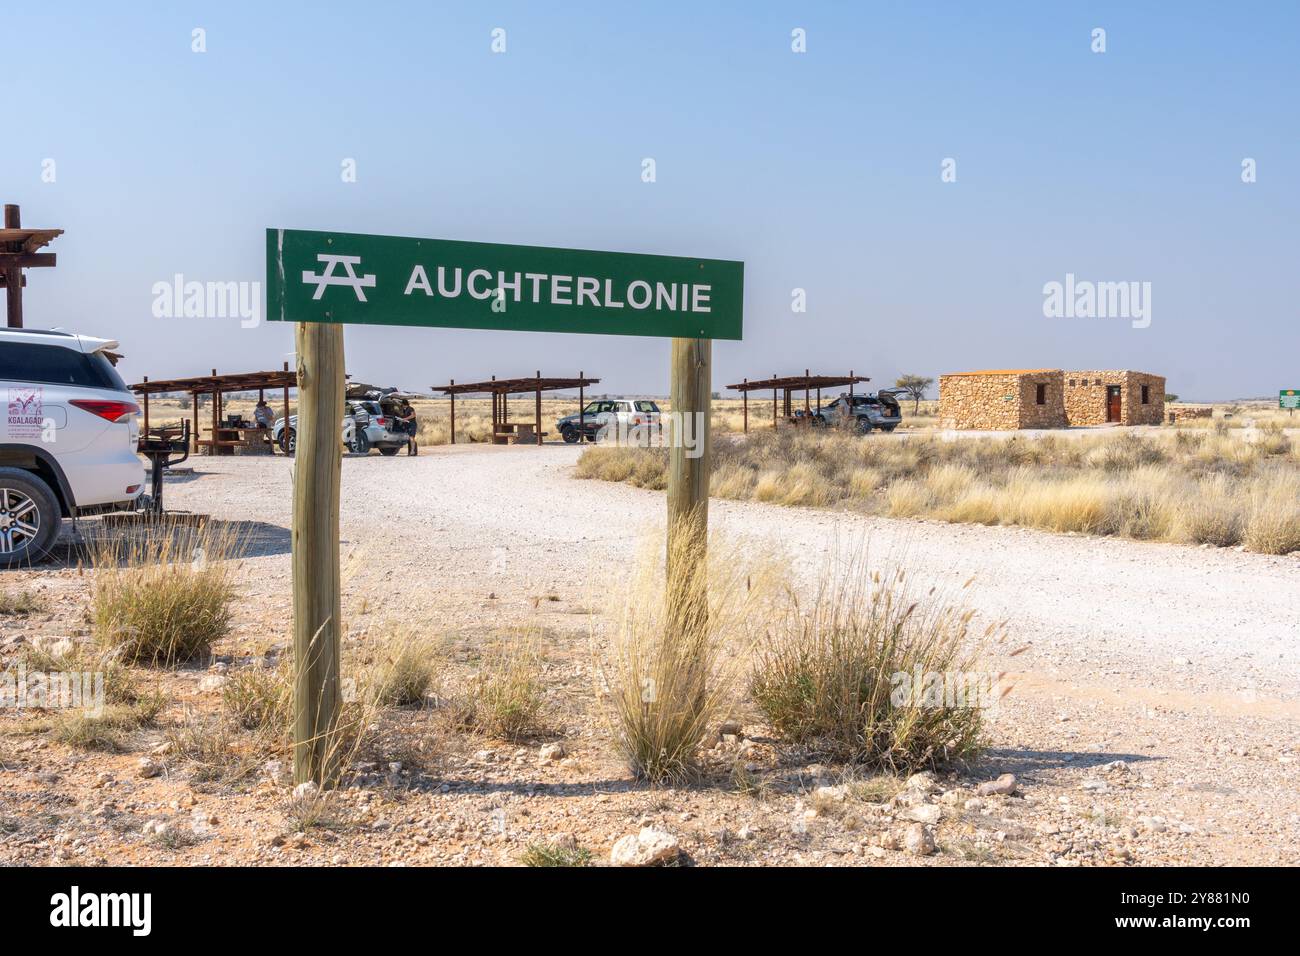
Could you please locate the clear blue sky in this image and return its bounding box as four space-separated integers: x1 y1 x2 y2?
6 1 1297 400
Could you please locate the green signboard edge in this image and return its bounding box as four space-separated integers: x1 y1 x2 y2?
265 227 744 341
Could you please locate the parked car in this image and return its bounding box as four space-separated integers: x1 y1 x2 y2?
272 405 357 456
556 399 661 443
343 399 410 456
0 327 145 566
816 391 903 433
273 388 412 457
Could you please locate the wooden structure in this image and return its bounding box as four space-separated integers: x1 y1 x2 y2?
725 370 870 432
1 204 63 328
292 323 344 785
129 365 297 455
432 372 601 446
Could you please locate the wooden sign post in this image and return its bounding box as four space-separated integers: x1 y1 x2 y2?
268 227 741 785
666 337 711 597
291 322 345 785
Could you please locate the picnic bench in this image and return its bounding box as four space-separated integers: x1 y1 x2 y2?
492 422 548 445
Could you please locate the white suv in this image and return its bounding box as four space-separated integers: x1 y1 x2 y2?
0 327 145 566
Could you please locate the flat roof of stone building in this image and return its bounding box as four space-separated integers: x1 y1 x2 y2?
942 369 1059 377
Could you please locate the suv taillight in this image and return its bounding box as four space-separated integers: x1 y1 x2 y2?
376 416 387 426
70 399 140 423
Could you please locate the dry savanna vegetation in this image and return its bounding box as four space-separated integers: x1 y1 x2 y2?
2 511 995 865
576 422 1300 555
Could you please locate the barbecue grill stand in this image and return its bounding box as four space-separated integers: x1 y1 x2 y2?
137 421 191 514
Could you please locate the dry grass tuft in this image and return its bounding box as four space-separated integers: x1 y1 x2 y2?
353 624 443 708
0 589 45 616
458 634 548 740
602 527 773 784
222 664 293 731
520 838 593 867
751 554 993 771
90 523 240 665
1244 472 1300 555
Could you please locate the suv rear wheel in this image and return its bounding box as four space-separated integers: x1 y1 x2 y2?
560 425 579 444
0 467 61 567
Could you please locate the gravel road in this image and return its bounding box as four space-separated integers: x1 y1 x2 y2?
11 441 1290 866
172 443 1300 701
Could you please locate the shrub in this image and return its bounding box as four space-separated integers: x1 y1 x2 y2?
751 559 991 770
91 524 238 665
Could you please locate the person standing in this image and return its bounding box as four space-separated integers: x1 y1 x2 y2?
396 399 418 455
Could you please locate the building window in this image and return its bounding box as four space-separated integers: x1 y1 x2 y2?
1141 384 1150 405
1036 383 1046 405
1068 379 1076 387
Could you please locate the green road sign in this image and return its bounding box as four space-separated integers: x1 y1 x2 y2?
266 228 743 340
1281 389 1300 409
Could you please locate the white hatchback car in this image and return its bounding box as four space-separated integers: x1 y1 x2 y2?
0 327 145 566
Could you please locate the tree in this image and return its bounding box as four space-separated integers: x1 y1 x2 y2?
1164 393 1179 403
894 374 934 414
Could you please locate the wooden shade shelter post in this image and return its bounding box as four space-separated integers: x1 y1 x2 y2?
742 377 748 433
433 374 601 446
535 370 543 447
282 361 291 450
449 380 455 444
578 371 584 441
1 205 63 329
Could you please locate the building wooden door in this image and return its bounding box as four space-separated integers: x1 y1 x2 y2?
1106 385 1122 422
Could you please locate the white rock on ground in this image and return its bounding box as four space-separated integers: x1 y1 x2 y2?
609 827 680 866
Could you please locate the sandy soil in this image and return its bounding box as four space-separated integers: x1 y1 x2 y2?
1 442 1297 866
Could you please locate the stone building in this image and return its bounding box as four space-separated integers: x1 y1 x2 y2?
940 368 1165 429
1063 370 1165 426
938 369 1066 430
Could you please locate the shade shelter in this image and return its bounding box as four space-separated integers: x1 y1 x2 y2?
432 372 601 446
1 203 63 328
130 364 298 455
725 370 871 431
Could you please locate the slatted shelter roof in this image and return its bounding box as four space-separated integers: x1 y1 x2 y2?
433 375 600 395
0 227 64 254
725 372 870 392
129 369 298 395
